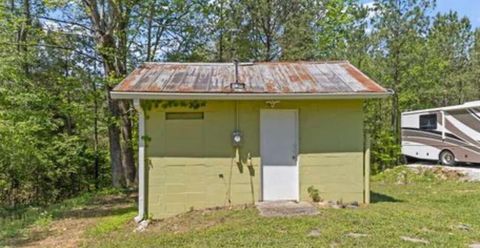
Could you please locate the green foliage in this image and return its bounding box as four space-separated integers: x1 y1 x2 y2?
0 0 110 207
140 100 207 119
32 211 53 228
422 11 475 106
141 100 207 112
362 0 478 170
370 129 401 174
85 211 136 237
307 186 321 202
1 0 480 212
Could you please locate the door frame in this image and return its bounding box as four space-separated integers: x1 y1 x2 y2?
259 109 299 201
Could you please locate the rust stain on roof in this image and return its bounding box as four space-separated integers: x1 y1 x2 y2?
113 61 387 94
340 63 384 92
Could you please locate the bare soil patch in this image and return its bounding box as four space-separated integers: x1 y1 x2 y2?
6 194 135 248
147 204 252 234
256 201 319 217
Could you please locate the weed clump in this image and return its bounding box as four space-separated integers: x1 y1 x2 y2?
307 186 321 202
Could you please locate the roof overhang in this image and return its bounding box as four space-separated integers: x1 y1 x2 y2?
110 91 392 100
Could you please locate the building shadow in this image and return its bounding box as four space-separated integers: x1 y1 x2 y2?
371 191 404 203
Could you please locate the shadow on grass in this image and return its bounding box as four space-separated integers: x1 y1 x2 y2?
57 205 135 219
371 191 404 203
54 194 136 219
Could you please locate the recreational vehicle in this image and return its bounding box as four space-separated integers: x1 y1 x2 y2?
401 101 480 166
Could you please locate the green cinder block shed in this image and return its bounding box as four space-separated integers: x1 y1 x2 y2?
111 61 390 220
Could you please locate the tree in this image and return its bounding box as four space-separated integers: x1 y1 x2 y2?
472 29 480 99
343 1 374 67
423 11 473 107
80 0 136 187
368 0 434 168
3 0 480 205
0 0 108 205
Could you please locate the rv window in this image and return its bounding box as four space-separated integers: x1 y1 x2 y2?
165 112 204 120
419 114 437 130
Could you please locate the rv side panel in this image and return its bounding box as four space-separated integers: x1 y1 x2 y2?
402 106 480 164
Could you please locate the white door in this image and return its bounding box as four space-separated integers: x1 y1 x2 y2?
260 109 299 201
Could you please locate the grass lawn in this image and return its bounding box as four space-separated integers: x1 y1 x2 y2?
3 166 480 247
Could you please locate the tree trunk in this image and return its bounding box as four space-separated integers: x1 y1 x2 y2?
91 67 100 189
146 4 154 62
103 55 131 188
18 0 31 75
118 100 136 187
116 10 136 187
106 88 125 187
82 0 137 188
265 35 271 61
218 1 224 62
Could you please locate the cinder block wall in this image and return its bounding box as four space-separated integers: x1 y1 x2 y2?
145 100 364 219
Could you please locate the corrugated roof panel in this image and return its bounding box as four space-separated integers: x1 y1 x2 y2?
280 64 302 92
118 66 147 91
340 63 383 92
326 64 366 91
161 65 185 91
254 64 275 92
215 65 233 91
192 66 210 91
267 64 287 92
142 65 167 91
309 64 347 92
208 65 221 91
292 64 318 92
253 65 267 91
113 61 388 94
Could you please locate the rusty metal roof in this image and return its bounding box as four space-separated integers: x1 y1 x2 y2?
112 61 388 99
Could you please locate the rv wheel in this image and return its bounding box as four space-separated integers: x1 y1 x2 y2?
440 150 456 166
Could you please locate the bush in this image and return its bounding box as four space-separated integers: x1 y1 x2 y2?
371 129 401 174
307 186 321 202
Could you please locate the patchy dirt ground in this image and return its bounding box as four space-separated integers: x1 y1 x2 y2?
146 204 252 234
5 194 135 248
255 201 319 217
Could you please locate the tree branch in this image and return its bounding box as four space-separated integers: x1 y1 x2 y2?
37 15 94 32
0 42 101 62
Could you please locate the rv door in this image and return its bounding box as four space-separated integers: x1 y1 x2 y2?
441 110 445 141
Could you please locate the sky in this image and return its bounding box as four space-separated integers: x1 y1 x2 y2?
436 0 480 27
362 0 480 28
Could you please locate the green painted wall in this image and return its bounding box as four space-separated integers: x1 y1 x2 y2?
144 100 365 219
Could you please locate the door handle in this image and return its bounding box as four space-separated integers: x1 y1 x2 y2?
292 155 297 160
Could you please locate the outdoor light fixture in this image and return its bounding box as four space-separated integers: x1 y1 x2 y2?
232 130 242 147
266 100 280 108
